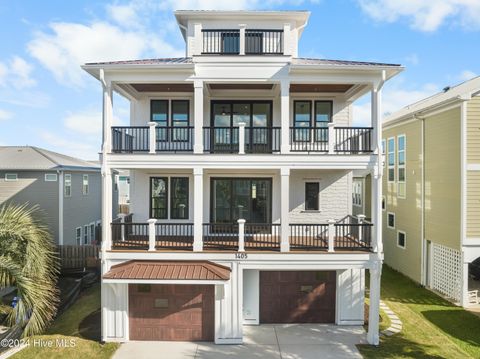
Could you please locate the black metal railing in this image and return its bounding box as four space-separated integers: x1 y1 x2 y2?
155 126 194 152
244 223 281 250
202 29 240 54
203 126 280 153
334 215 372 250
202 223 239 250
111 222 149 249
335 127 373 153
155 223 194 250
245 30 283 54
289 224 329 250
290 127 329 152
112 127 149 153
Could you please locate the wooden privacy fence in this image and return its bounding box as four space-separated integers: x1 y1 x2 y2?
57 245 100 270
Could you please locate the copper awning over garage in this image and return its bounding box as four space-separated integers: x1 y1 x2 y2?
103 260 231 281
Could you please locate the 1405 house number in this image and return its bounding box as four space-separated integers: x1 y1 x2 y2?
235 253 248 259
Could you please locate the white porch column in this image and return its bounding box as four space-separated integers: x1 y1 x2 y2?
367 261 382 345
283 23 291 56
461 259 470 307
193 167 204 251
238 122 246 154
327 219 336 252
194 80 204 154
147 218 157 251
148 122 156 154
357 214 366 244
193 23 202 56
280 80 290 154
237 219 246 252
280 167 290 252
239 24 246 55
102 74 113 154
101 167 113 251
371 84 384 254
328 122 335 154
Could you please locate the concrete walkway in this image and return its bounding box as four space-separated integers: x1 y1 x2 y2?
114 324 366 359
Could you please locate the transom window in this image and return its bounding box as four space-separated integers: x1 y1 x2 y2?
5 173 17 181
397 135 406 198
388 137 395 182
305 182 320 211
45 173 58 182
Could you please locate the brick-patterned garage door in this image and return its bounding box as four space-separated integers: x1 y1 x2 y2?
260 271 336 323
128 284 214 341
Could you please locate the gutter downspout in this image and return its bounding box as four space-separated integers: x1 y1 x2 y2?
58 170 64 245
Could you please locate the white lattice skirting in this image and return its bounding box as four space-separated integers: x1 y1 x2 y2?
431 243 462 302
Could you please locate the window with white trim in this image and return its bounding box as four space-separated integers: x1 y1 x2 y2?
84 225 89 244
89 223 95 243
75 227 81 245
387 212 395 229
397 230 406 248
388 137 395 182
397 135 406 198
5 173 17 181
64 174 72 197
353 179 363 207
45 173 58 182
382 139 386 168
82 174 89 195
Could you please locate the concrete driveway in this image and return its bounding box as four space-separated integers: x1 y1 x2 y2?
113 324 366 359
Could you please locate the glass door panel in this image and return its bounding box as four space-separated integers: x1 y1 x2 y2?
213 103 233 152
212 179 231 223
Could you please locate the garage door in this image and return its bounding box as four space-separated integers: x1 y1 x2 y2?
260 271 336 323
129 284 214 341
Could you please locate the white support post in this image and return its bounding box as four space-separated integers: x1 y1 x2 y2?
193 167 204 251
148 122 156 154
283 23 291 56
194 80 204 154
238 122 246 154
280 80 290 154
102 76 113 154
357 214 366 244
328 122 335 154
327 219 336 253
237 219 246 252
117 213 126 241
147 218 156 251
280 168 290 252
101 167 113 251
193 23 202 56
239 24 246 55
367 261 382 345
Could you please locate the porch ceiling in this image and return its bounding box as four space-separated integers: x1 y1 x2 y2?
289 83 354 93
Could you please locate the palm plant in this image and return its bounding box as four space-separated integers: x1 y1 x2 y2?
0 203 59 336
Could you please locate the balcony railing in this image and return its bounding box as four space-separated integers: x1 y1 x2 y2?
201 29 284 55
155 126 194 152
112 127 149 153
334 215 372 250
335 127 373 154
290 127 329 153
155 223 194 250
289 223 329 250
203 126 281 153
244 223 281 250
202 222 239 250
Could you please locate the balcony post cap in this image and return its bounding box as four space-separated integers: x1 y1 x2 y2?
327 122 335 128
357 214 367 219
327 219 336 224
237 219 246 224
147 218 157 224
147 121 157 127
238 122 246 127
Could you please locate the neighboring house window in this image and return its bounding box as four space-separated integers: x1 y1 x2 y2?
397 230 406 249
305 182 320 211
382 196 386 211
388 137 395 182
151 100 168 141
387 212 395 229
82 174 89 195
5 173 18 181
45 173 58 182
294 101 312 142
382 139 386 168
171 100 189 142
170 177 189 219
64 174 72 197
75 227 81 245
90 223 95 243
84 225 89 245
397 135 406 198
353 179 363 207
150 177 168 219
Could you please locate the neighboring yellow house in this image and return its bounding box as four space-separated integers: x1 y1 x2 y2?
377 77 480 307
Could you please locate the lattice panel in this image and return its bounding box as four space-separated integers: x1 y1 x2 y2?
431 243 462 302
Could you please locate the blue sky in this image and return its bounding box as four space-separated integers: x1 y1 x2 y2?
0 0 479 159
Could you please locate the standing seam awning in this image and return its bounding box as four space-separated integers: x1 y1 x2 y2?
103 260 231 281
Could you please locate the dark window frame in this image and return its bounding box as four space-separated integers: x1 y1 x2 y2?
151 99 191 143
151 100 169 143
397 231 406 248
314 100 333 142
293 100 312 142
171 100 190 143
387 212 395 229
150 177 168 219
305 182 320 211
209 177 273 224
170 177 189 220
210 100 273 128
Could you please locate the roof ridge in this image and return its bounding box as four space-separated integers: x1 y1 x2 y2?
30 146 59 167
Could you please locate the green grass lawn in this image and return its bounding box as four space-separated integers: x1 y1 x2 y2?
359 266 480 359
12 283 119 359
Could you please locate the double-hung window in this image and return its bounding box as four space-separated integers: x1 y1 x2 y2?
388 137 395 182
84 225 89 244
150 177 168 219
171 100 189 142
397 230 406 249
64 174 72 197
151 100 168 141
293 101 311 142
353 179 363 207
75 227 81 245
305 182 320 211
82 174 89 195
170 177 189 219
397 135 406 198
314 101 332 142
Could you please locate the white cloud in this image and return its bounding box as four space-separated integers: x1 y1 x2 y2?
0 56 36 89
0 109 13 121
458 69 477 81
63 109 125 136
357 0 480 32
39 130 99 160
352 79 439 126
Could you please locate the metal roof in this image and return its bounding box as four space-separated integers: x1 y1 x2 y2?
103 260 231 281
291 57 401 68
0 146 100 171
84 57 193 66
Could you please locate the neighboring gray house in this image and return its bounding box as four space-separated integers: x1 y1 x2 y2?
0 146 117 245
